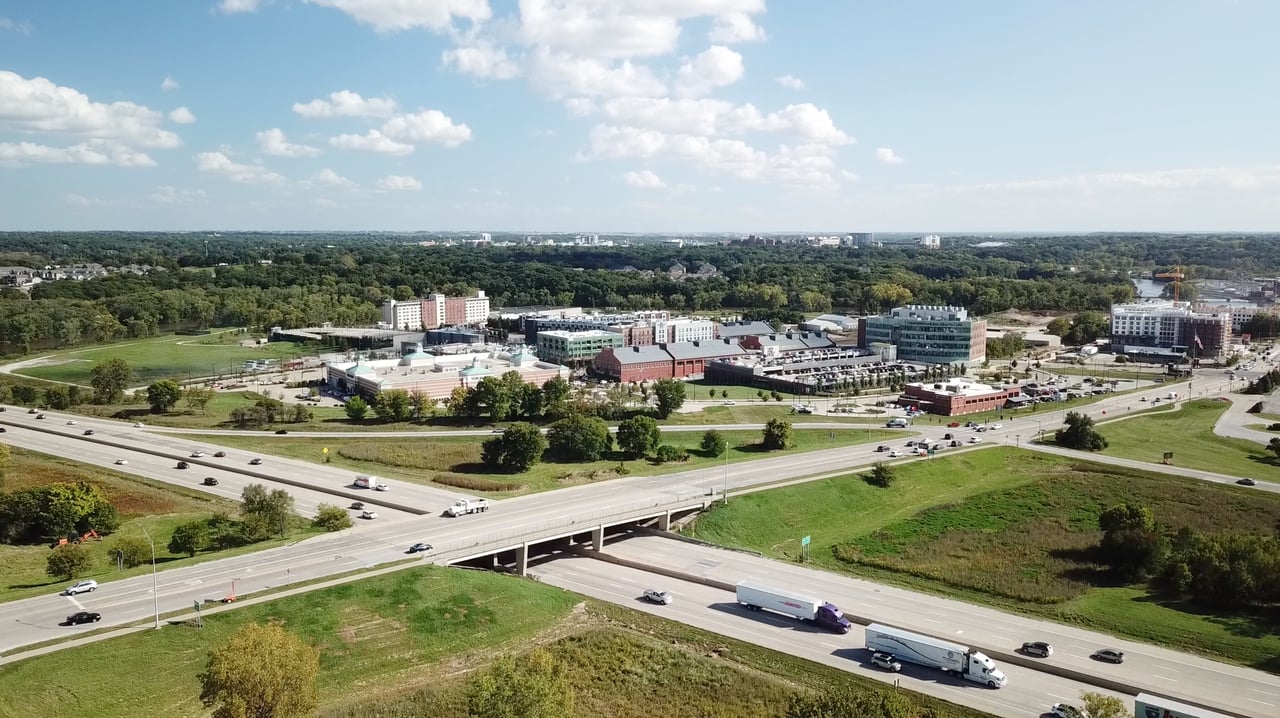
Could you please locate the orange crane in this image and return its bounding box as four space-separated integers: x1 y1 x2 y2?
1154 266 1184 300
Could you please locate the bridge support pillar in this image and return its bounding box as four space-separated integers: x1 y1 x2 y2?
591 525 604 552
656 510 671 532
515 542 529 576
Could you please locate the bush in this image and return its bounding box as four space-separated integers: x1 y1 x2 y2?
863 463 895 488
312 504 354 532
168 520 211 557
700 429 727 457
433 472 524 492
111 535 153 568
1268 423 1280 431
47 543 93 580
653 445 689 464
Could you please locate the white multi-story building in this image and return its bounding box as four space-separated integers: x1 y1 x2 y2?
656 318 717 343
381 298 423 330
381 291 490 331
1110 301 1230 357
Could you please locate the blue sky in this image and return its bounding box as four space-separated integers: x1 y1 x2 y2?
1 0 1277 232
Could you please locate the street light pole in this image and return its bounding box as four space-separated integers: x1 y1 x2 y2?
723 447 729 506
141 526 160 630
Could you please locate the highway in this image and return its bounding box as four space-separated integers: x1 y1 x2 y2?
530 554 1133 718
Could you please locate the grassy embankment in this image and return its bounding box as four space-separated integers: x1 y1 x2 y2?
0 568 991 718
0 447 319 604
683 447 1280 671
1096 399 1277 481
200 427 900 496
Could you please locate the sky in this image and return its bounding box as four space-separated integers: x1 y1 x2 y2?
1 0 1278 233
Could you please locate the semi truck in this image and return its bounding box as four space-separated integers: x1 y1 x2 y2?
864 623 1007 688
1134 693 1235 718
734 581 852 634
444 498 490 517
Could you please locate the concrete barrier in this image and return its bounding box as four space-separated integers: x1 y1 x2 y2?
0 418 427 516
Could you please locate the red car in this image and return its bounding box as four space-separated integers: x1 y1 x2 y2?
947 422 961 428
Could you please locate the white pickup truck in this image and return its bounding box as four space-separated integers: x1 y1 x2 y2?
445 498 490 517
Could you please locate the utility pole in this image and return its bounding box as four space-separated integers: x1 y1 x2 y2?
141 526 160 630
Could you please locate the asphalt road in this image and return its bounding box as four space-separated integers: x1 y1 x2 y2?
587 535 1279 718
530 555 1133 718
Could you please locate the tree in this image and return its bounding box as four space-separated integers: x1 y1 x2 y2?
541 376 572 419
1079 691 1128 718
343 396 369 421
481 422 548 472
311 504 354 532
200 622 320 718
184 386 216 413
445 385 472 418
1098 502 1164 580
0 442 9 492
1268 437 1280 458
651 378 686 419
700 429 727 457
42 385 71 410
168 520 211 557
1045 316 1071 337
1054 411 1108 451
408 389 431 420
240 484 294 538
546 414 611 462
112 535 152 568
762 418 794 450
865 462 895 488
288 404 311 423
466 649 574 718
46 543 93 580
615 416 661 458
89 357 132 404
473 376 513 422
147 379 183 413
10 384 38 405
371 389 413 422
517 383 544 418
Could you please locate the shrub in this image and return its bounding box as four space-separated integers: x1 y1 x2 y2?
433 472 524 493
653 445 689 464
312 504 354 532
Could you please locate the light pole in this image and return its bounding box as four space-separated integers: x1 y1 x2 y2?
141 526 160 630
723 447 729 506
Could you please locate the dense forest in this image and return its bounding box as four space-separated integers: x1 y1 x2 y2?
1 232 1277 356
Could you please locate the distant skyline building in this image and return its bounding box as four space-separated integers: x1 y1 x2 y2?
858 305 986 364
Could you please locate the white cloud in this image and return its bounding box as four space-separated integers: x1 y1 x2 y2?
64 193 106 207
328 130 415 156
150 186 208 204
530 49 667 99
708 12 766 43
169 106 197 124
594 98 852 146
518 0 765 60
442 41 520 80
303 0 491 32
0 16 34 33
256 128 321 157
293 90 397 119
218 0 263 14
673 45 744 98
161 75 179 92
0 140 155 167
0 70 181 149
381 110 472 147
623 169 665 188
194 151 284 184
875 147 905 165
775 74 805 90
310 168 357 188
375 174 422 191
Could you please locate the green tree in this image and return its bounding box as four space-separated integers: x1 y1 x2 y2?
46 543 93 580
1054 411 1108 451
343 396 369 421
311 504 354 532
147 379 183 413
481 422 548 472
1045 316 1071 337
700 429 727 457
42 385 71 410
546 414 611 462
111 535 152 568
1268 436 1280 458
517 383 544 418
762 418 794 450
199 622 320 718
445 385 473 418
865 462 895 488
288 404 311 423
615 415 661 458
651 378 686 418
241 484 294 538
10 384 38 405
473 376 513 422
184 386 216 413
371 389 413 422
0 442 9 492
1098 502 1163 580
89 357 133 404
466 649 574 718
1079 691 1128 718
168 520 211 557
408 390 431 419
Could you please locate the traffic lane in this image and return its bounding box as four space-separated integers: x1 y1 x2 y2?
530 555 1128 718
603 535 1277 718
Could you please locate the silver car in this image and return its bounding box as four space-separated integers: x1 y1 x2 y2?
642 589 672 605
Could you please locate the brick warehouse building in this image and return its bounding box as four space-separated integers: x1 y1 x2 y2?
898 379 1015 416
594 344 676 383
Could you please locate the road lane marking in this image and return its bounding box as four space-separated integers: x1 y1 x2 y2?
64 596 85 610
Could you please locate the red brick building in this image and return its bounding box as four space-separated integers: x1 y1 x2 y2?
593 345 674 383
898 379 1015 416
666 339 750 378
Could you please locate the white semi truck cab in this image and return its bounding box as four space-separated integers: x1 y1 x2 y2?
865 623 1007 688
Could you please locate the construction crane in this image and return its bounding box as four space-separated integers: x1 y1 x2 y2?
1154 266 1184 301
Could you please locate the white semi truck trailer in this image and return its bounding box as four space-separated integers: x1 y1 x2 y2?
864 623 1007 688
735 581 852 634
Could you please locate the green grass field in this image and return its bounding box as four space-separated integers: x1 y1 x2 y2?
201 427 900 495
0 448 317 604
684 447 1280 669
1097 399 1277 481
12 330 307 386
0 566 989 718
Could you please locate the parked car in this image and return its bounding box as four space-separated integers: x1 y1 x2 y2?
1237 478 1257 486
870 652 902 672
1091 648 1124 664
249 458 263 465
213 451 226 458
1021 641 1053 658
408 542 433 554
0 427 6 432
949 440 963 447
65 611 102 625
642 588 673 605
64 580 98 595
83 429 95 436
202 477 219 486
943 433 953 440
176 461 189 469
114 459 128 465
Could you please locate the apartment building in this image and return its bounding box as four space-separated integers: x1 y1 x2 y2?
1110 301 1230 358
858 305 986 364
381 291 490 331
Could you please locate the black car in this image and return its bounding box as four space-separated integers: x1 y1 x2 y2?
248 458 263 465
275 429 288 435
213 451 227 458
176 461 189 469
66 611 102 625
202 477 219 486
1020 641 1053 658
1092 648 1124 664
1236 478 1257 486
83 429 95 436
408 542 433 554
0 427 6 433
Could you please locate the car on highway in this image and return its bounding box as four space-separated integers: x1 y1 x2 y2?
275 429 288 435
0 427 5 433
176 461 189 469
887 450 903 458
65 611 102 625
66 420 77 425
350 501 365 510
642 589 673 605
407 542 433 554
1050 703 1085 718
947 421 961 427
1020 641 1053 657
190 450 205 458
1091 648 1124 664
491 428 505 433
722 400 737 406
202 477 219 486
36 413 46 419
949 440 963 447
114 459 128 465
870 652 902 672
248 458 263 465
875 445 890 452
374 483 389 491
64 579 98 595
360 510 379 520
213 451 226 458
968 437 981 444
83 429 95 436
1237 478 1257 486
133 422 145 427
991 423 1003 429
28 408 38 414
